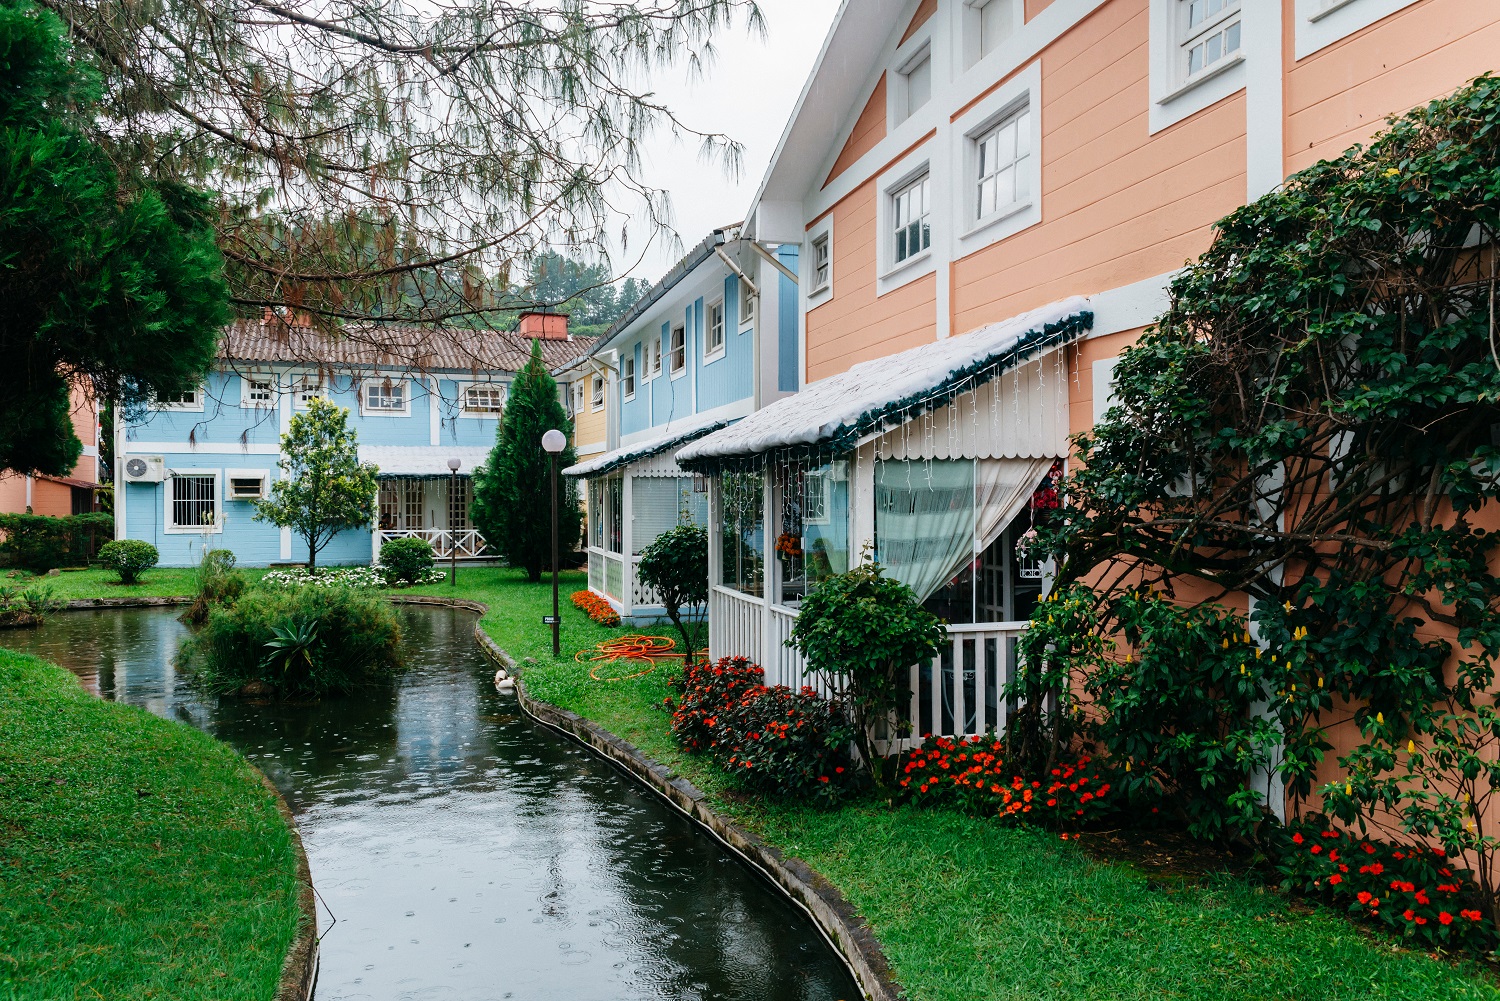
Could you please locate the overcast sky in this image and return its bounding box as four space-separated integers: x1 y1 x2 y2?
620 0 842 282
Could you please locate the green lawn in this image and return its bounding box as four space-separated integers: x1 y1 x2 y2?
31 564 1500 999
17 566 269 602
0 647 302 1001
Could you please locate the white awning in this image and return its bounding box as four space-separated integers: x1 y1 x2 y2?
563 412 739 478
675 297 1092 471
360 445 493 479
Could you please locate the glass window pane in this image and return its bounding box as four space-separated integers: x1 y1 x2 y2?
719 471 764 597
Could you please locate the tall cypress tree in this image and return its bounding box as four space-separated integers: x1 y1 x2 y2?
472 340 581 581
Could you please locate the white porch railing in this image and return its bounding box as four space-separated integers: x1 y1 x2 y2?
377 528 489 559
631 555 665 608
708 590 1028 748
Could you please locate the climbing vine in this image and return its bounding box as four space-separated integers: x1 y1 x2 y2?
1017 75 1500 912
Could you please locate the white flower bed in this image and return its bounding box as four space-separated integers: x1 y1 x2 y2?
261 565 448 590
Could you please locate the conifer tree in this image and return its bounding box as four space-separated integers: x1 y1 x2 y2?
472 340 581 581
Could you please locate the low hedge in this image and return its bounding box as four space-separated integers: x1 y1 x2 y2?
0 512 113 569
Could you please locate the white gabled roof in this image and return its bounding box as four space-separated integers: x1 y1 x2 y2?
563 411 738 478
360 445 493 479
675 297 1092 469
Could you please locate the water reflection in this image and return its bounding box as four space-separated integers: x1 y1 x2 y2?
6 606 857 1001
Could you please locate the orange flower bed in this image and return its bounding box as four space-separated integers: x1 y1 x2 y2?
571 589 620 627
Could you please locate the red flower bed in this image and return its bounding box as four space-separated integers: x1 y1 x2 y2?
898 734 1115 830
1278 816 1495 953
571 589 620 627
665 656 856 806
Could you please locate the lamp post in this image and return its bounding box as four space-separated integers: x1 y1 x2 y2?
446 456 461 587
541 429 568 658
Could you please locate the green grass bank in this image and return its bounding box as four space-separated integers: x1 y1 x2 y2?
33 564 1500 999
0 647 302 1001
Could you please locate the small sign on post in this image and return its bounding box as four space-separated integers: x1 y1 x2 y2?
542 615 561 626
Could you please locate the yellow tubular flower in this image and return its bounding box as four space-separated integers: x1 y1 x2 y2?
1376 712 1385 725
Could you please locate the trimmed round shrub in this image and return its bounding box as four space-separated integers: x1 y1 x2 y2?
378 536 436 586
97 539 159 584
182 584 403 698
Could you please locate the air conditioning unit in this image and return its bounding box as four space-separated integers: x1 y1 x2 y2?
122 456 165 483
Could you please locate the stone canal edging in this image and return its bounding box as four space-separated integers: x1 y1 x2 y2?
60 596 320 1001
393 597 906 1001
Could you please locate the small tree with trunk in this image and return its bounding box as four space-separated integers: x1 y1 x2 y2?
254 397 378 568
637 523 709 659
471 340 580 581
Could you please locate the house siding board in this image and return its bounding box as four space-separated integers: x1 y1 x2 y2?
1285 0 1500 172
900 0 937 44
827 74 889 187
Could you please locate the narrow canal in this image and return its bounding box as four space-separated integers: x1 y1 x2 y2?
9 605 860 1001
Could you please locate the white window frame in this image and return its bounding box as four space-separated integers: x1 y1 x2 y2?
1148 0 1247 134
955 62 1043 252
1294 0 1422 59
1177 1 1242 85
164 469 222 534
225 468 269 501
669 323 687 378
459 381 506 418
805 215 834 308
647 335 662 379
704 298 726 361
875 146 938 295
290 374 326 410
738 277 756 328
962 0 1018 68
591 374 605 411
891 40 933 126
157 386 205 412
622 354 637 400
239 373 277 410
359 377 410 417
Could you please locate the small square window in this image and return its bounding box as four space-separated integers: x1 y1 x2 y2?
229 475 267 500
622 355 637 399
706 300 726 357
363 379 407 413
669 324 686 375
810 236 831 294
462 384 505 415
892 175 932 265
292 376 325 409
243 377 275 408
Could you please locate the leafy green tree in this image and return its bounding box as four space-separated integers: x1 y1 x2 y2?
0 1 225 475
472 340 581 581
637 523 709 658
789 558 946 783
254 397 378 569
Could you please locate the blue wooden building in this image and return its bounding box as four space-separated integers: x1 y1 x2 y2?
113 313 586 567
565 224 800 621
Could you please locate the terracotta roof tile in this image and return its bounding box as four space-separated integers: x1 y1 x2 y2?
219 320 589 376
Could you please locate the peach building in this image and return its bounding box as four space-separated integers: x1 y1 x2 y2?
0 381 101 517
678 0 1500 750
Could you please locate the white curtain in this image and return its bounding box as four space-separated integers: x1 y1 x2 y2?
976 457 1054 554
875 460 976 602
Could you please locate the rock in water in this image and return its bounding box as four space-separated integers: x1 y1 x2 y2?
241 679 274 697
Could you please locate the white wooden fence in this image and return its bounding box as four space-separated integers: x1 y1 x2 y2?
376 528 489 559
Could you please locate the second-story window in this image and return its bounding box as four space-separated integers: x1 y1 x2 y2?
462 384 505 415
243 377 275 409
669 324 686 375
648 336 662 378
363 378 407 414
739 279 755 327
706 300 726 357
159 387 202 410
976 106 1031 221
893 175 931 265
292 376 325 409
1180 0 1241 81
591 375 605 410
810 235 831 294
622 355 636 399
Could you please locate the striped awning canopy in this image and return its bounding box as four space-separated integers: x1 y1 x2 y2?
359 446 493 479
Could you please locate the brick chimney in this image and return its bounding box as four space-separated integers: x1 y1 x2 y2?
517 311 570 341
